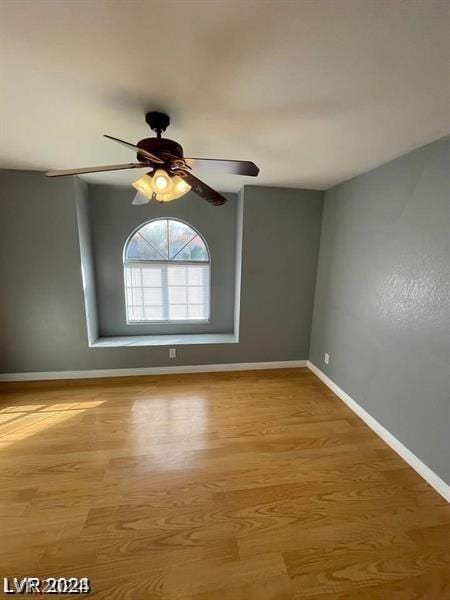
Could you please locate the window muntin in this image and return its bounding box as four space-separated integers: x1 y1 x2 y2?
124 219 210 323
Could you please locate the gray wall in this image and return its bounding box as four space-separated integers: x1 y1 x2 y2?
0 171 89 371
310 138 450 483
74 178 98 344
241 186 323 360
88 184 237 336
0 172 323 372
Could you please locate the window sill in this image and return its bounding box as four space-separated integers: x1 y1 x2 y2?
90 333 238 348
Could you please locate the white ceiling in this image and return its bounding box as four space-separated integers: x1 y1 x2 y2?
0 0 448 191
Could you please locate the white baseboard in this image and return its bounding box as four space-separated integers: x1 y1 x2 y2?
0 360 308 382
307 361 449 503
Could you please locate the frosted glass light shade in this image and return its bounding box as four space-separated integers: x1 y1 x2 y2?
132 174 153 197
132 171 191 203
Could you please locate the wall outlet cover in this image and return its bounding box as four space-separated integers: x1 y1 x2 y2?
169 348 176 359
324 353 330 365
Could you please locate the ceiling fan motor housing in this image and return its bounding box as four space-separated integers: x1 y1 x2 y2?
137 138 184 164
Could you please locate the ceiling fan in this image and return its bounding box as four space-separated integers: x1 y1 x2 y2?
46 112 260 206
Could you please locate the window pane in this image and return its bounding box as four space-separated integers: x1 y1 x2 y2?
143 288 163 305
124 266 133 287
143 306 164 320
129 306 144 321
142 267 162 286
126 287 134 307
188 286 203 304
126 219 208 262
172 235 208 261
126 234 163 260
167 265 187 285
139 220 169 259
130 288 142 306
129 266 142 287
169 286 187 304
169 304 188 320
187 266 205 286
188 304 205 319
169 221 197 259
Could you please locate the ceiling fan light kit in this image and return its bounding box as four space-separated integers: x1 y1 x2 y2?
132 170 192 204
46 111 260 207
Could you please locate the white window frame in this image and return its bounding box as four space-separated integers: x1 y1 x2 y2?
123 218 211 324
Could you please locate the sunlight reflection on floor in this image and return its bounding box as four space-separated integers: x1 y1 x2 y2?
0 401 105 447
130 395 209 471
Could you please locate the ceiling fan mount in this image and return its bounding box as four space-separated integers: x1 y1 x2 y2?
145 111 170 137
46 111 260 206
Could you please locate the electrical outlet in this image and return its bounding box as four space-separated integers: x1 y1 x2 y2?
169 348 176 359
324 353 330 365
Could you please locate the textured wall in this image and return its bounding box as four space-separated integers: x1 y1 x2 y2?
0 174 323 372
310 138 450 482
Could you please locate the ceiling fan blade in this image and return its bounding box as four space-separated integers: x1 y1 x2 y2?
46 162 147 177
184 158 259 177
132 192 150 205
181 171 227 206
104 134 164 164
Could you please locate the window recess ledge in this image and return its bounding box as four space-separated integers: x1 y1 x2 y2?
90 333 238 348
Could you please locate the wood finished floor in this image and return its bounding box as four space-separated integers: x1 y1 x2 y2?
0 368 449 599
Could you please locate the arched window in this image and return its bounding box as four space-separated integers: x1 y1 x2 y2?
123 218 210 323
